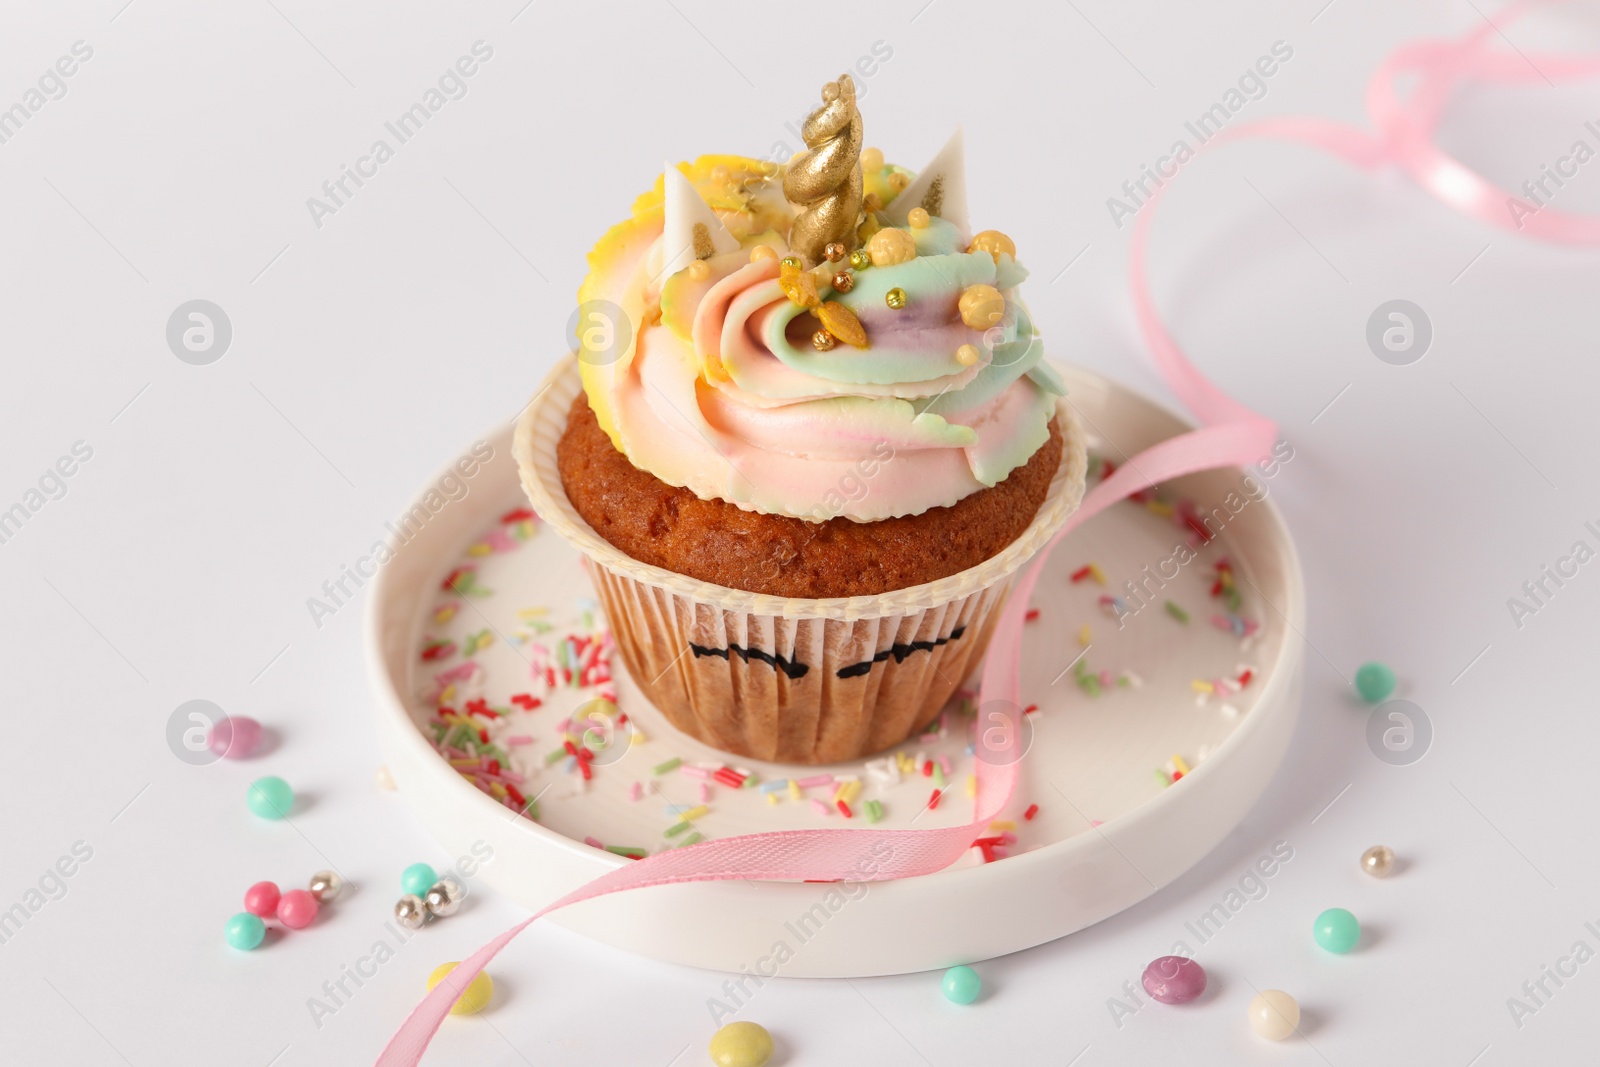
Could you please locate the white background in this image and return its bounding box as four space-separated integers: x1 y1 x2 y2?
3 0 1599 1064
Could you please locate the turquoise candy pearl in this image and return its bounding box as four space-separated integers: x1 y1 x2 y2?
225 911 266 950
1354 662 1396 704
1313 907 1361 953
400 862 438 897
245 776 294 819
942 965 982 1004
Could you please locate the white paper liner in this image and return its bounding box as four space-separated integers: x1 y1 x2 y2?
514 354 1088 762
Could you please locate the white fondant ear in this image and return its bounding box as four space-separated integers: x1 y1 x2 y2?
883 129 968 237
660 163 740 278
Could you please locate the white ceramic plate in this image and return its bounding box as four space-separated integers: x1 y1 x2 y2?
365 365 1303 977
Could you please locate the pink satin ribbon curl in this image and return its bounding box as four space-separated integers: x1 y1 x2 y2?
378 6 1600 1061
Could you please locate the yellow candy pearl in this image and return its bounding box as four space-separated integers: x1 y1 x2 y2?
687 260 712 281
956 343 982 366
867 227 917 267
779 256 802 271
968 229 1017 264
860 146 885 173
959 284 1006 329
427 962 494 1015
907 207 930 229
1248 990 1300 1041
749 245 779 263
887 171 909 192
709 1021 774 1067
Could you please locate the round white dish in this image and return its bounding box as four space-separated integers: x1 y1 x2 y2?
365 364 1303 977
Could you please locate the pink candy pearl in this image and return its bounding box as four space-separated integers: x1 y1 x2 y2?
1142 956 1207 1004
276 889 319 929
244 880 281 918
208 716 264 759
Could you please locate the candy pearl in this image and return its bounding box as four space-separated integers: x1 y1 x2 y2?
427 962 494 1015
862 192 884 213
400 862 438 898
823 241 847 263
956 343 982 366
967 229 1017 264
1248 990 1300 1040
749 245 779 263
395 894 428 930
887 171 909 192
867 227 917 266
687 260 712 281
848 248 872 271
276 888 319 930
308 870 344 903
779 255 802 271
831 271 854 293
243 880 281 918
1141 956 1206 1004
424 879 463 918
884 287 908 310
708 1021 774 1067
811 329 836 352
860 146 885 173
941 965 982 1004
907 207 930 229
1354 661 1396 703
208 716 263 759
1361 844 1396 878
1313 907 1360 953
225 912 266 951
959 284 1006 329
245 776 294 820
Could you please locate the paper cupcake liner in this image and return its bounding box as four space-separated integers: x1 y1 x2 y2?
514 354 1088 763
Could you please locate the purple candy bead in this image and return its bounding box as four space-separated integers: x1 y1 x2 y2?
208 716 263 759
1142 955 1206 1004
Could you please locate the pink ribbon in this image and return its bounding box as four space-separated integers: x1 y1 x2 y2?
378 7 1600 1061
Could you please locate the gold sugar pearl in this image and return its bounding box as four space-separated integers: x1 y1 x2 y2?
824 242 847 263
967 229 1017 264
862 192 884 213
687 260 712 281
956 343 982 366
885 287 907 310
959 284 1005 329
780 256 802 271
812 329 836 351
907 207 930 229
749 245 779 263
867 227 917 267
831 271 855 293
1361 845 1396 878
887 172 909 192
861 146 885 173
849 248 872 271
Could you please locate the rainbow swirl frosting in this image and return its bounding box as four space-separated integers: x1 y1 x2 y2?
575 149 1064 523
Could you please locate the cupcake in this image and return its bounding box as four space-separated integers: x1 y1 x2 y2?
516 74 1086 763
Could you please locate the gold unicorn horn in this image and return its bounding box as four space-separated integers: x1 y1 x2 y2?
783 73 864 266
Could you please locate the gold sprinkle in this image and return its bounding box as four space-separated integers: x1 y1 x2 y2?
691 222 715 260
921 175 944 217
817 301 868 348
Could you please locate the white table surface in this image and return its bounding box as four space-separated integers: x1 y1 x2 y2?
3 1 1598 1063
